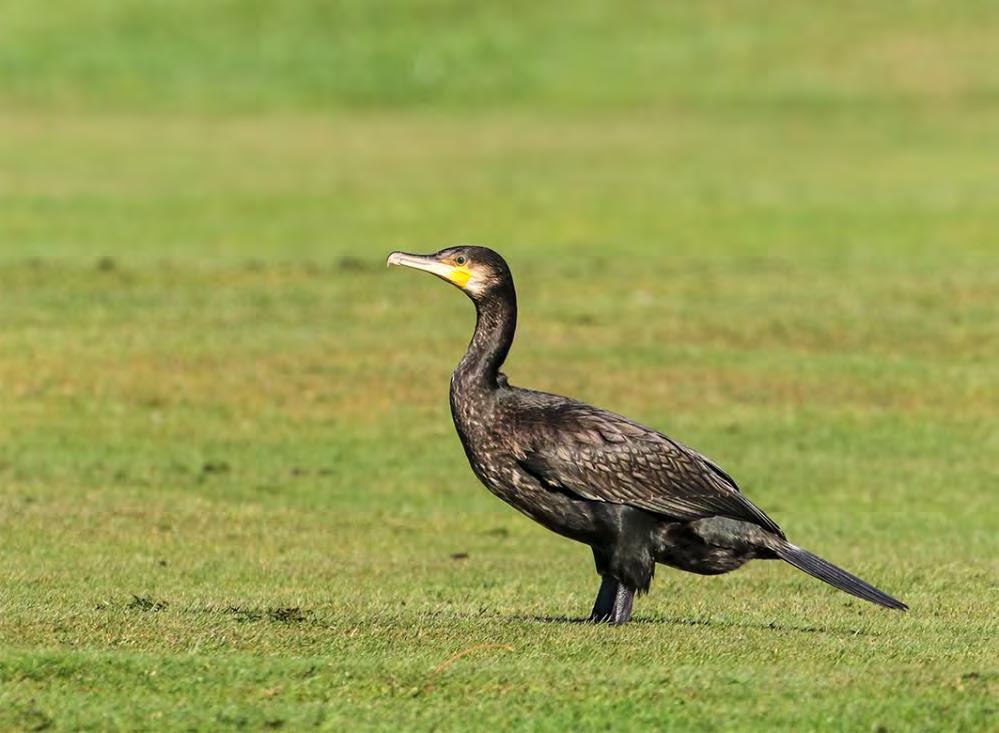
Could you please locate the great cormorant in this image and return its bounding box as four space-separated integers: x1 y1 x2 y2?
387 246 906 624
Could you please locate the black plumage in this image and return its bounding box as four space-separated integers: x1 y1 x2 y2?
388 246 907 623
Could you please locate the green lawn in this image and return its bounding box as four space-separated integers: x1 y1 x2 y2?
1 1 997 730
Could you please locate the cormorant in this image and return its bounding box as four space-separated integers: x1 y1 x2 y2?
387 246 907 624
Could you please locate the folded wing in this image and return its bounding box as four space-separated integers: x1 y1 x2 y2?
515 400 784 537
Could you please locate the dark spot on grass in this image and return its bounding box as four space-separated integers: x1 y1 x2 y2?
269 607 308 623
158 559 167 567
449 552 469 560
223 606 313 624
96 256 116 272
264 720 285 729
201 461 230 475
484 527 509 538
128 595 168 612
225 605 263 622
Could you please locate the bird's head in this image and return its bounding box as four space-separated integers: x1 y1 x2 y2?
386 245 511 300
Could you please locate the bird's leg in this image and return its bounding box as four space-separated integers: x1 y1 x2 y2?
611 584 635 625
589 575 619 622
589 548 619 623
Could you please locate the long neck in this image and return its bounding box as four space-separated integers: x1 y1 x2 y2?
454 282 517 390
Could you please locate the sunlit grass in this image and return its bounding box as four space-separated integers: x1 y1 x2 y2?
1 1 997 730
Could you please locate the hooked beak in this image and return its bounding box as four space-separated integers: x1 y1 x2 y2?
386 251 472 289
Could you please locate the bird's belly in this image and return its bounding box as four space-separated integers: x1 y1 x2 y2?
654 521 756 575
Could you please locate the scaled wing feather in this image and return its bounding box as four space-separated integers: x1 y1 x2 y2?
516 401 784 537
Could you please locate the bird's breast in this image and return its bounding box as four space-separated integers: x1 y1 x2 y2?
447 387 600 544
449 388 521 487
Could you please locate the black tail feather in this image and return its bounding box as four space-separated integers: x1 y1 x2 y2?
771 540 907 611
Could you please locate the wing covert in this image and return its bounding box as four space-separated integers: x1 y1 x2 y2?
516 402 783 537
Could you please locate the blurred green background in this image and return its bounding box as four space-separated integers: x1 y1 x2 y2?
1 1 996 730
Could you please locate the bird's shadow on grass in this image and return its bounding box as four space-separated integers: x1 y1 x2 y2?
520 614 879 637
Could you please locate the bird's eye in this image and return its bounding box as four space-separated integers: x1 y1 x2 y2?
455 256 467 265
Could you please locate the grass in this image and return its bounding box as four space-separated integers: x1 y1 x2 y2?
1 1 997 730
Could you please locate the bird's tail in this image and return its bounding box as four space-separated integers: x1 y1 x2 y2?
768 538 908 611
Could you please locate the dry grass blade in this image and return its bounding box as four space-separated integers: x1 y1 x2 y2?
432 643 515 675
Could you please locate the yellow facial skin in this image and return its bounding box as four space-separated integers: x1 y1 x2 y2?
446 264 472 289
